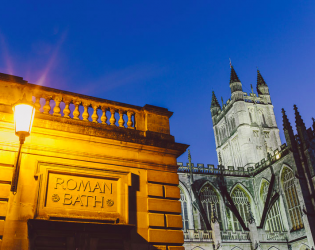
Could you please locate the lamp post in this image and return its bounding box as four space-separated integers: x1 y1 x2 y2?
10 94 35 193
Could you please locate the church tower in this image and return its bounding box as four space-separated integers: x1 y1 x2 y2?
211 67 281 169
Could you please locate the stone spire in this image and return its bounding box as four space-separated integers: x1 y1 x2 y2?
256 69 269 95
188 149 194 184
211 91 221 109
294 105 310 148
230 66 240 84
229 65 243 99
282 108 295 150
210 91 221 116
294 105 307 131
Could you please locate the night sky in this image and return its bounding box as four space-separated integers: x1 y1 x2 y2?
1 1 314 165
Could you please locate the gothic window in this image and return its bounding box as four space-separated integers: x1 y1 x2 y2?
231 136 242 168
261 181 284 232
230 187 251 231
180 188 189 231
281 167 304 230
199 184 222 229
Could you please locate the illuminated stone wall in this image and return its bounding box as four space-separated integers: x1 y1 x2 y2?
0 73 188 250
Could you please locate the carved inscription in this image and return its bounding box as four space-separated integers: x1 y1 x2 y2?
46 173 117 212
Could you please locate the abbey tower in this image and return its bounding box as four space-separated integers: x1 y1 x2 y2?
211 67 281 168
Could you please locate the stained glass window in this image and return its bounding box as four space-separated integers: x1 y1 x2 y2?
281 168 304 230
199 184 222 229
261 181 284 232
180 188 189 231
231 187 250 231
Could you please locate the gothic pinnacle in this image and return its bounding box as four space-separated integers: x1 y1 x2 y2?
230 66 240 84
211 91 221 108
282 108 293 132
257 69 267 86
294 105 306 130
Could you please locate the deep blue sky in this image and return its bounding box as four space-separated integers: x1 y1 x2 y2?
1 1 314 165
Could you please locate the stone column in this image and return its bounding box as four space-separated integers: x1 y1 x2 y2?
247 203 261 250
211 204 222 250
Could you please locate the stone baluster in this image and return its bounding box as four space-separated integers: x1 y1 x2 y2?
34 96 41 112
73 102 80 120
127 111 134 129
43 97 51 114
82 103 89 121
101 107 107 125
53 96 62 116
91 105 99 123
110 108 116 126
118 110 125 127
63 100 71 118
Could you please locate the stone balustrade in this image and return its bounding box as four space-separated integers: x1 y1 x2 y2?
183 230 213 242
261 231 288 242
220 230 250 241
0 73 174 137
178 143 289 177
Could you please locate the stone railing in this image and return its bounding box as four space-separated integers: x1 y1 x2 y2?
177 163 251 177
0 73 174 137
178 143 288 177
261 231 287 242
183 229 213 242
220 230 250 241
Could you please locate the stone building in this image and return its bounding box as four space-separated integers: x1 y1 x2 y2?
178 67 315 250
0 73 188 250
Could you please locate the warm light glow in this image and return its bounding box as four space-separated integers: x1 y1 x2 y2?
276 154 280 160
13 104 35 136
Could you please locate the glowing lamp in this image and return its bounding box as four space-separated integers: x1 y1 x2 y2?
10 94 35 193
12 95 35 144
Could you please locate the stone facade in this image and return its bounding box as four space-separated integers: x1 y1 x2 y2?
0 73 188 250
179 68 315 250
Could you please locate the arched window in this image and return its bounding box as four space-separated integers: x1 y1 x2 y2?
199 184 222 229
261 181 284 232
231 187 251 231
180 188 189 231
281 168 304 230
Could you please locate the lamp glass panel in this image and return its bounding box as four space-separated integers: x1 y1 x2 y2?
14 104 35 134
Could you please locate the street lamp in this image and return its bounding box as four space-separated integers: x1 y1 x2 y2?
10 94 35 193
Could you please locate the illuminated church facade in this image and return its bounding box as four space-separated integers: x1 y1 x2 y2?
178 67 315 250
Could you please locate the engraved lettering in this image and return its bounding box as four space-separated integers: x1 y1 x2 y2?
86 195 94 207
72 195 84 206
77 180 92 192
92 182 101 193
104 183 112 194
67 179 77 190
63 193 72 205
94 196 104 208
55 178 66 190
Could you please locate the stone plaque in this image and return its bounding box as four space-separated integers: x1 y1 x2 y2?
46 172 117 213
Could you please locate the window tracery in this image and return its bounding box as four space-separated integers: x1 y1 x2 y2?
230 187 251 231
281 168 304 230
261 181 284 232
199 184 222 229
180 188 189 231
